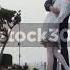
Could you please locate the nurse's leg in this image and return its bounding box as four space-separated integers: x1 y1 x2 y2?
53 47 69 70
47 47 54 70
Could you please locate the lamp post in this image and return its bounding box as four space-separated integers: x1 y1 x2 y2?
17 10 21 66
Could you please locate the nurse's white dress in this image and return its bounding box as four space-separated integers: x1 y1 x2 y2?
43 0 61 44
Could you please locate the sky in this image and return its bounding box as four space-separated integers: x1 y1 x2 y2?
0 0 70 65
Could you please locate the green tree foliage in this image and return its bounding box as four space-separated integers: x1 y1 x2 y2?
0 8 16 22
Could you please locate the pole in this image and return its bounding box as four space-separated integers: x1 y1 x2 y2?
18 22 21 66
